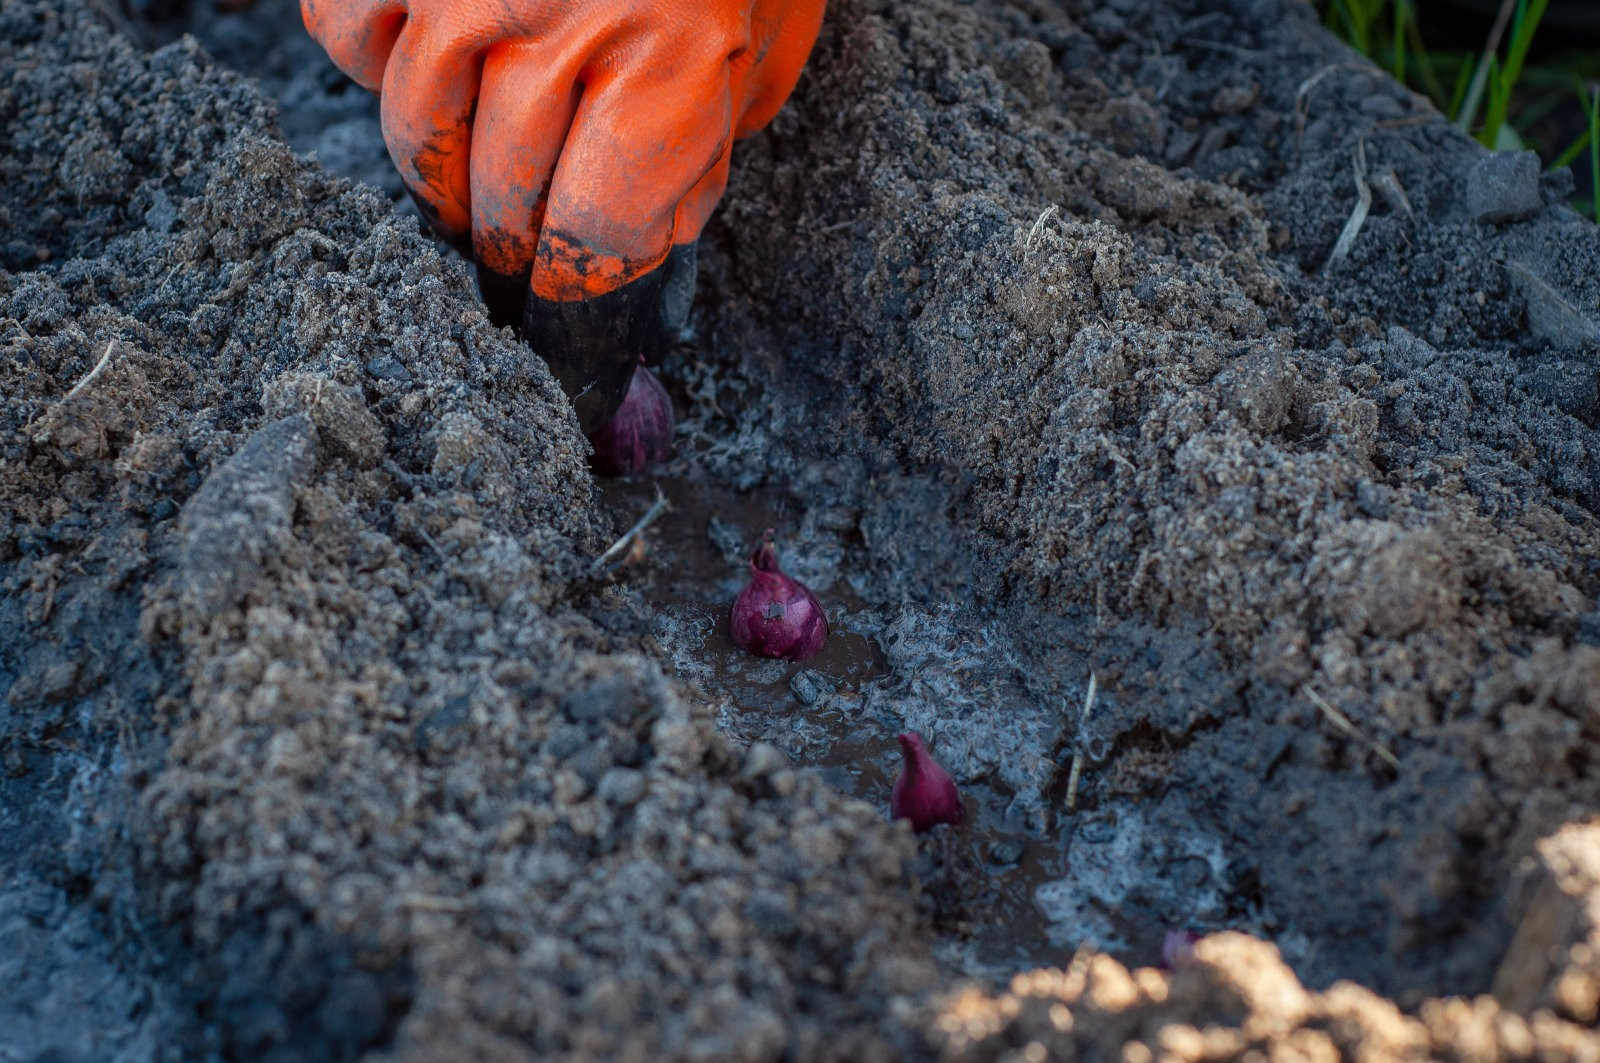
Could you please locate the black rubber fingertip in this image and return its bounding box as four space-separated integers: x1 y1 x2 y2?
522 266 666 435
658 243 698 348
476 264 528 330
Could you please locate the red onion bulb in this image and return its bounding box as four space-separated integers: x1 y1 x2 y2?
890 731 965 833
587 363 673 477
729 530 828 661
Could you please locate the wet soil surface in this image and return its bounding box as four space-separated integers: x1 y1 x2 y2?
4 0 1600 1058
597 471 1082 977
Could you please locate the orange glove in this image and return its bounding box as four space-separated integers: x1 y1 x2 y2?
302 0 826 430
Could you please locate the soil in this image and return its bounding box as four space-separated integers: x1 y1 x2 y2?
2 0 1599 1059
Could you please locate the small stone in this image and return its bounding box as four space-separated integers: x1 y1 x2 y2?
365 354 413 382
568 743 611 786
988 839 1026 866
788 669 836 707
39 659 81 703
741 742 788 780
553 769 591 804
1354 480 1390 519
1541 166 1576 203
596 768 646 807
1466 151 1542 225
609 732 647 767
144 188 177 233
543 723 588 761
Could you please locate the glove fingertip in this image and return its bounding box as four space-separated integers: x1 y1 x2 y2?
523 268 668 434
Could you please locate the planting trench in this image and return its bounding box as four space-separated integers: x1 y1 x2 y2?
3 0 1600 1058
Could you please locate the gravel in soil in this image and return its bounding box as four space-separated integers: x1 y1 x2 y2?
2 0 1599 1058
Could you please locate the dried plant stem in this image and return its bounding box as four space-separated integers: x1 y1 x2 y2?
63 338 117 401
1307 686 1400 771
1066 671 1099 812
1455 0 1517 134
1324 141 1372 272
1024 205 1060 258
591 487 670 575
1294 62 1366 159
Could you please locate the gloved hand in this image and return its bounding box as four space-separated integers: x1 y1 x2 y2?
302 0 826 431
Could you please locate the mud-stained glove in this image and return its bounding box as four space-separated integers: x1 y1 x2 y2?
302 0 826 431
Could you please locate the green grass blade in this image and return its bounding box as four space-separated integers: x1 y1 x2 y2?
1589 85 1599 223
1351 0 1373 55
1392 0 1408 82
1457 53 1488 128
1500 0 1550 97
1457 0 1517 133
1550 130 1589 171
1446 53 1474 121
1484 0 1548 140
1479 54 1506 146
1482 0 1549 141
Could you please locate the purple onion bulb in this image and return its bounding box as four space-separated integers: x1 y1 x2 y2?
587 363 673 477
890 731 965 833
729 530 828 661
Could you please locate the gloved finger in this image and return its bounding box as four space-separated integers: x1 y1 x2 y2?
378 19 479 244
528 49 734 304
732 0 827 136
299 0 406 93
671 143 733 252
521 56 732 432
468 38 582 328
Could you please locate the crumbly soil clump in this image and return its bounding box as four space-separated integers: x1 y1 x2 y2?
1 0 1598 1060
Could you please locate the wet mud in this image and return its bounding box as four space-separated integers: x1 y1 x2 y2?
597 471 1081 976
4 0 1600 1058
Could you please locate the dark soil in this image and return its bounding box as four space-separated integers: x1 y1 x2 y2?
3 0 1599 1059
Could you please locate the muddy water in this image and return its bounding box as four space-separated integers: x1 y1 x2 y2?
598 472 1141 975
